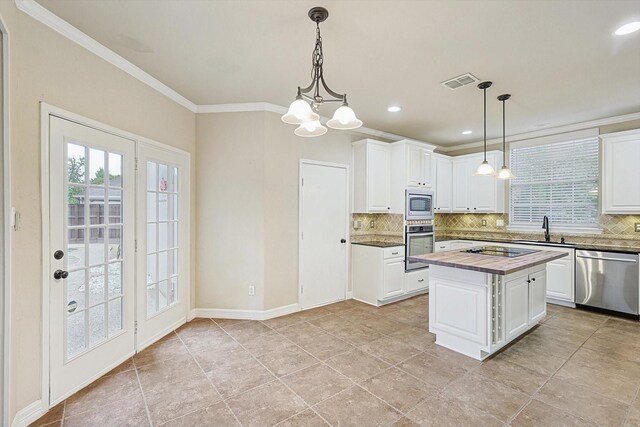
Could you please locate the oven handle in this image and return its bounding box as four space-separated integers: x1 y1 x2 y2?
406 232 435 237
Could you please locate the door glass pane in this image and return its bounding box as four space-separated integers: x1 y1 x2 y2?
88 227 106 266
171 194 178 220
68 228 85 268
89 304 106 345
67 269 86 312
158 164 168 192
158 251 168 281
158 223 168 251
147 285 158 315
108 226 122 261
68 143 86 184
89 188 106 225
109 298 122 336
169 166 177 193
108 189 122 224
147 192 157 222
147 162 156 191
158 280 168 310
108 262 122 297
147 254 157 285
67 312 86 358
68 186 86 226
88 265 106 306
170 277 178 305
158 193 168 221
108 153 122 188
147 223 157 253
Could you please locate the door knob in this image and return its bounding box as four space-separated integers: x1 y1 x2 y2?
340 239 347 243
53 270 69 280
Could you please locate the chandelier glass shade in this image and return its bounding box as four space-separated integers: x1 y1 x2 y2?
282 7 362 136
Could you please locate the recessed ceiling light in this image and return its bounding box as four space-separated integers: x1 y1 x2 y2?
387 106 401 113
615 22 640 35
461 130 472 135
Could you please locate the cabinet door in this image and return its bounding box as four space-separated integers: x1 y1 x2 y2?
470 153 497 212
529 269 547 324
450 241 474 250
452 159 470 212
435 157 452 212
602 133 640 213
505 276 529 340
383 258 405 299
406 145 423 187
367 144 391 212
422 150 432 187
546 257 574 301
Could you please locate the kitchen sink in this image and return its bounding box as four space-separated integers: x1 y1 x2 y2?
513 240 577 247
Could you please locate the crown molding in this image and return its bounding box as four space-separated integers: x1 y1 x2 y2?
14 0 198 112
438 111 640 152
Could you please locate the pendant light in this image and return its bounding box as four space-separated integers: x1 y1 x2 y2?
497 94 515 180
281 7 362 136
475 81 496 176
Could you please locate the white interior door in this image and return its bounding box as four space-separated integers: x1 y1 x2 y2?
136 142 190 349
49 116 135 404
299 161 348 309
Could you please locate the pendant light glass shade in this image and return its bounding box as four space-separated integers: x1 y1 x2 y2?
327 104 363 130
475 160 496 175
294 120 327 137
281 97 319 125
496 93 515 180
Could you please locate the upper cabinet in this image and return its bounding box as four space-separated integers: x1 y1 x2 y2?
447 151 505 214
390 140 437 212
434 155 453 212
602 130 640 214
352 139 392 213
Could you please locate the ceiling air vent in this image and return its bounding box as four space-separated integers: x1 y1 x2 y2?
441 73 480 90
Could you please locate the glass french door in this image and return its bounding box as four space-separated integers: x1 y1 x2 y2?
136 142 189 349
49 116 136 404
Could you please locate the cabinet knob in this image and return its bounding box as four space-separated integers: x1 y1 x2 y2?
531 277 536 282
387 207 390 210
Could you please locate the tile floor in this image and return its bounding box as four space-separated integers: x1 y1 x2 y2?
31 295 640 427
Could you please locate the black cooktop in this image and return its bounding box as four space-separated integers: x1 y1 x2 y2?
462 246 538 258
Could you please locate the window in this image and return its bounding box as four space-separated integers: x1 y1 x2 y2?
509 133 600 231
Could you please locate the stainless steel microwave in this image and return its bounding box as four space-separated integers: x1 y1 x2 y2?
405 189 434 220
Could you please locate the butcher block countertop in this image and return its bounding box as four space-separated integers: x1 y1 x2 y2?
408 248 568 275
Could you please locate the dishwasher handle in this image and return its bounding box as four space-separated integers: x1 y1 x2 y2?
576 254 638 263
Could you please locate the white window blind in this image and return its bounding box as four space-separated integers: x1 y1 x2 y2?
510 136 599 228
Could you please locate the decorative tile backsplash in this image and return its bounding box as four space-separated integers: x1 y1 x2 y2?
351 213 404 243
435 213 640 249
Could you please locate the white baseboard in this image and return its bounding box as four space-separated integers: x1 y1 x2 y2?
346 291 353 299
12 400 44 427
547 298 576 308
193 303 299 321
188 309 196 321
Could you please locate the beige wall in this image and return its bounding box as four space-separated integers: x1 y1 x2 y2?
1 2 196 419
196 112 353 312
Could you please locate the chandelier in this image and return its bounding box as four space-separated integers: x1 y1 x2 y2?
281 7 362 137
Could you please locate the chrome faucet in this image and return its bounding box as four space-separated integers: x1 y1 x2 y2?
542 216 550 242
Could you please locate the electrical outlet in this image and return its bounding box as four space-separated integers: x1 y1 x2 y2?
481 219 487 227
248 285 255 296
369 220 375 228
635 223 640 232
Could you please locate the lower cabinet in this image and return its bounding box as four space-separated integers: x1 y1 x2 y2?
352 244 428 306
529 268 547 323
504 266 547 341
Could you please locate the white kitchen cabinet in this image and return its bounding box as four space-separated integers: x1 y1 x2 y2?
352 139 391 213
546 254 574 303
352 244 428 306
451 152 504 213
505 272 530 341
529 268 547 323
383 258 406 298
434 155 452 212
450 241 474 250
602 130 640 214
389 140 437 212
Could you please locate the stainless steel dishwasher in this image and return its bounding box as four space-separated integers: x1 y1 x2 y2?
575 250 639 316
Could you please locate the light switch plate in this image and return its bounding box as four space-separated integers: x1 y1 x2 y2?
635 223 640 232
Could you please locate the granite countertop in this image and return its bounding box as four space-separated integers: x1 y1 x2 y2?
436 235 640 255
409 248 568 275
351 241 405 248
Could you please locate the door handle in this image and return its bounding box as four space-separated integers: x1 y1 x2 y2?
54 270 69 280
340 239 346 244
418 279 425 282
54 250 64 260
576 255 637 263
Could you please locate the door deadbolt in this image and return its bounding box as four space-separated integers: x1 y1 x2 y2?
54 250 64 260
53 270 69 280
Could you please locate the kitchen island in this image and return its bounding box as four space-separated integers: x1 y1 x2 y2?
409 246 567 360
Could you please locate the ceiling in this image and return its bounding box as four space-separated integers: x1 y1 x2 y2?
36 0 640 146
